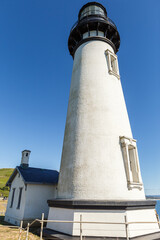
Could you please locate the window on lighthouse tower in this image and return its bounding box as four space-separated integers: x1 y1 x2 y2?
106 49 120 79
128 145 140 183
120 136 143 190
110 55 117 73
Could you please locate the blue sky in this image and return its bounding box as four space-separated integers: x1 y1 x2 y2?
0 0 160 194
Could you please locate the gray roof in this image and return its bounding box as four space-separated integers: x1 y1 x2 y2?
6 166 59 186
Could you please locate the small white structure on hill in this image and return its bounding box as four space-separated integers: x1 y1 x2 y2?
5 150 58 226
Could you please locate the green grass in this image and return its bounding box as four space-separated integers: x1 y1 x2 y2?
0 169 14 197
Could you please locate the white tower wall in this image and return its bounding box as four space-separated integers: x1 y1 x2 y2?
57 40 145 200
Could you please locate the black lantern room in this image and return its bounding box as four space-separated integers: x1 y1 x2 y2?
68 2 120 57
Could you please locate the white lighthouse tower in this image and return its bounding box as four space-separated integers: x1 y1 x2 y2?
47 2 160 239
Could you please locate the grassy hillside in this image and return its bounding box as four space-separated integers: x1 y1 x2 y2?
0 168 14 197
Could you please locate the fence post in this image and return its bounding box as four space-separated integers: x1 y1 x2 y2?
80 214 82 240
40 213 44 240
124 215 129 240
26 223 30 240
18 221 23 240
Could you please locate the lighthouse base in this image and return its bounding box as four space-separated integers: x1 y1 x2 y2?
47 200 160 239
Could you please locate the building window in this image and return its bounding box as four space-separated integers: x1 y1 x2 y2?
10 188 15 208
120 136 143 190
17 188 23 209
128 145 140 183
80 5 106 20
106 49 120 79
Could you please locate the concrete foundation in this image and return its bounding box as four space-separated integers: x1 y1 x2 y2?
46 200 160 238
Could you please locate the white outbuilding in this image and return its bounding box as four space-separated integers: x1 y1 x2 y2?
5 150 58 226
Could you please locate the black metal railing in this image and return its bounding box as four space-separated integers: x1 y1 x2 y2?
70 16 117 33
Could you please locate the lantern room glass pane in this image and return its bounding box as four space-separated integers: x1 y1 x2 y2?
80 5 106 19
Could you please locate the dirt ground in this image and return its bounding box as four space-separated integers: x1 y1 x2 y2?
0 225 40 240
0 199 7 214
0 200 43 240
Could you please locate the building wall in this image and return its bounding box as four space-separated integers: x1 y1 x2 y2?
57 39 145 200
5 172 57 226
23 184 57 220
4 173 26 225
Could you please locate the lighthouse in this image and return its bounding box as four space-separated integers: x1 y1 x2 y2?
47 2 159 239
